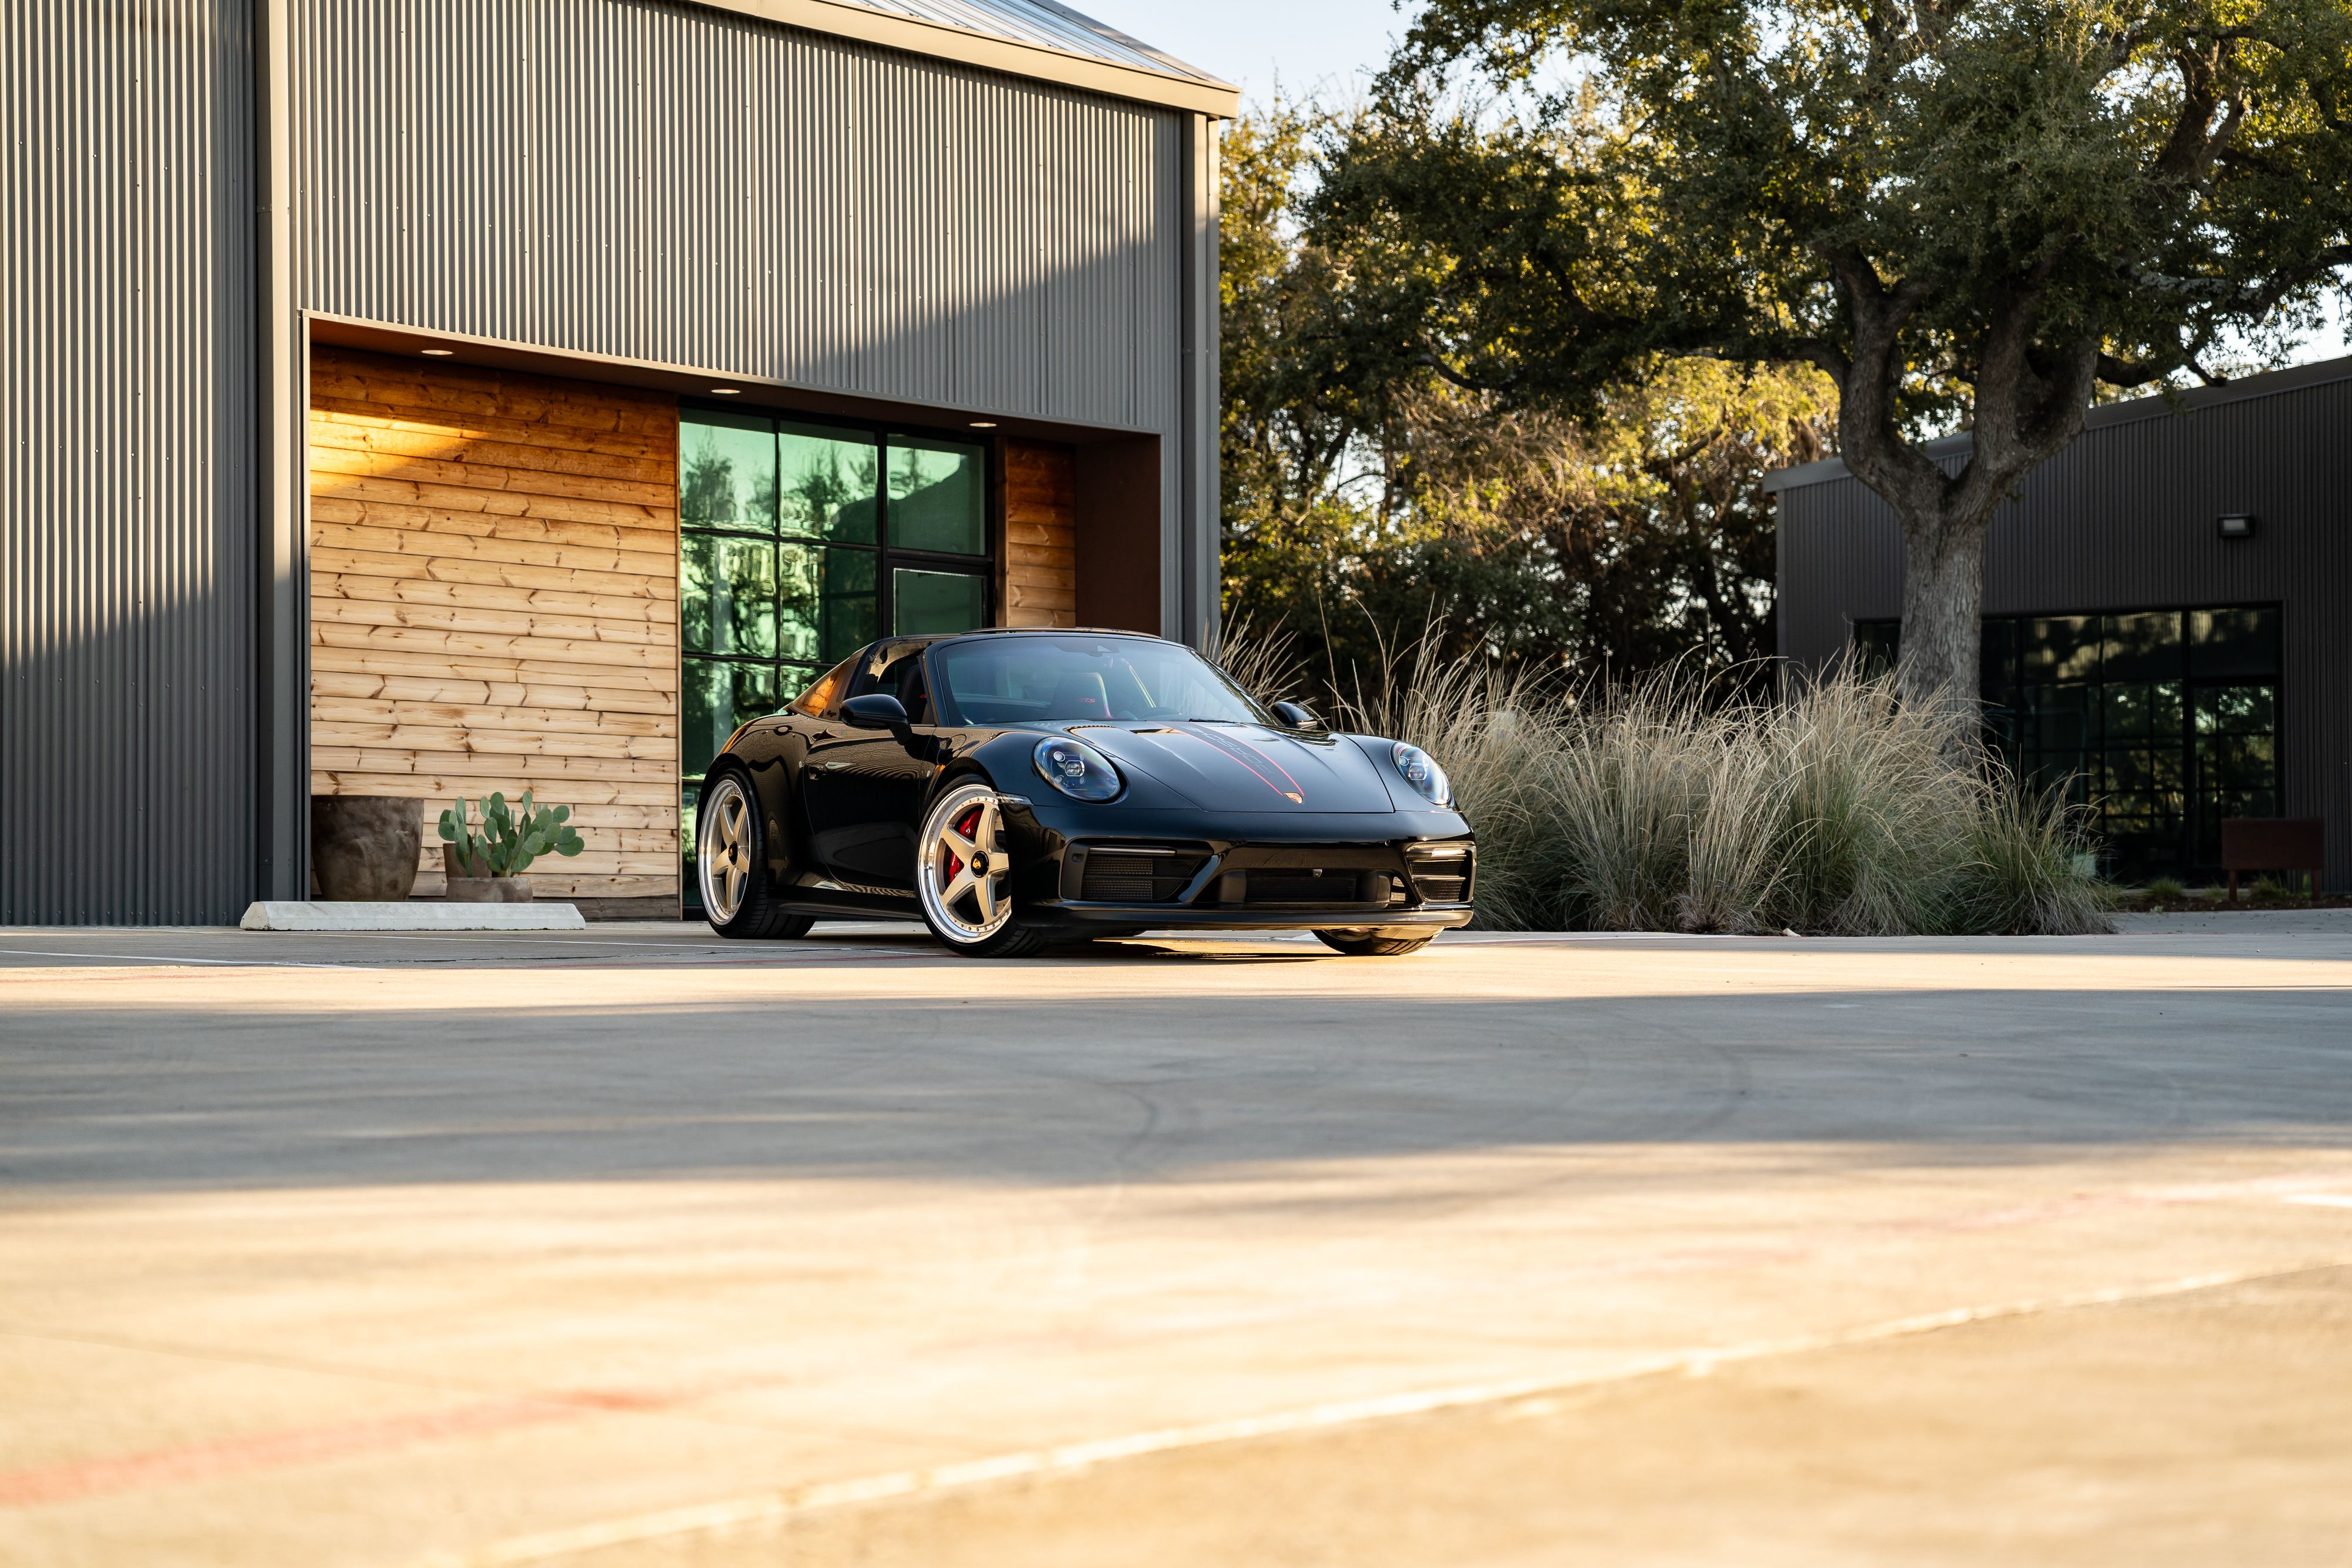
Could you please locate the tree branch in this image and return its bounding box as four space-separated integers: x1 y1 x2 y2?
1818 250 1943 519
1421 352 1516 397
2096 351 2180 387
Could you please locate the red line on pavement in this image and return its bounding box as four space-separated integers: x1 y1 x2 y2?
0 1389 667 1509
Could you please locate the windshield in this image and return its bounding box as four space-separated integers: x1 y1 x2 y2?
933 636 1271 726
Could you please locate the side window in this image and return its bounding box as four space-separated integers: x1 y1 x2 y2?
892 657 932 726
846 641 933 724
787 654 858 718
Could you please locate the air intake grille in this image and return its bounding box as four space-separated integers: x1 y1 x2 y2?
1244 870 1374 905
1406 845 1475 904
1078 848 1207 902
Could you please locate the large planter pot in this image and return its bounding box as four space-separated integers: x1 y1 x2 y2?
443 845 533 902
310 795 423 902
445 875 534 903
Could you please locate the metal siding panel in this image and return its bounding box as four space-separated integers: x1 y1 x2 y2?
1778 373 2352 888
298 0 1181 440
2 1 255 924
1775 481 1902 668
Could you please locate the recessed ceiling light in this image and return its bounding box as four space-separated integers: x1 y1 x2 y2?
969 420 998 428
710 386 741 396
419 347 454 357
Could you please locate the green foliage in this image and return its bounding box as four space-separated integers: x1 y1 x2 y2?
1220 103 1835 699
1355 0 2352 406
1306 632 2110 935
2144 875 2189 901
2248 874 2293 901
436 791 586 878
1311 0 2352 698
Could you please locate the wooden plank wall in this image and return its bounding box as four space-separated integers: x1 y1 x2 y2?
308 347 681 902
1003 439 1077 627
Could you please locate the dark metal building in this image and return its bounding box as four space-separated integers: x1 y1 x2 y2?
1770 356 2352 891
2 0 1235 924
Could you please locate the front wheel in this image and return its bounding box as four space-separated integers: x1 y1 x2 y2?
1313 928 1435 957
698 768 814 940
916 781 1048 958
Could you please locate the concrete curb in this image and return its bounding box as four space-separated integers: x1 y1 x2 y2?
239 901 587 932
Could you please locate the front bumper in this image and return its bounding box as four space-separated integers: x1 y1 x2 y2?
995 799 1477 934
1030 902 1475 934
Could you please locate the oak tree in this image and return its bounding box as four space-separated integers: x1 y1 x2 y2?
1319 0 2352 703
1221 109 1834 690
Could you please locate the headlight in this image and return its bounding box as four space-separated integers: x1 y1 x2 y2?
1391 742 1452 807
1034 736 1123 802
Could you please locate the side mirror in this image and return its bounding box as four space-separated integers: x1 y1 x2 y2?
1271 700 1320 729
841 693 911 733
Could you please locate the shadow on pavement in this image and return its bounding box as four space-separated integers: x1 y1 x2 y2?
5 978 2350 1191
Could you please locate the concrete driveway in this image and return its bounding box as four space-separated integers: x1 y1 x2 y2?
2 920 2349 1566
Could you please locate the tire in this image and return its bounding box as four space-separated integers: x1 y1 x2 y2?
1313 928 1435 957
697 767 815 941
915 780 1048 958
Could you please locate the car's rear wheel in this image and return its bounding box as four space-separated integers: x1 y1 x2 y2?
699 768 814 940
1313 928 1435 957
917 781 1048 958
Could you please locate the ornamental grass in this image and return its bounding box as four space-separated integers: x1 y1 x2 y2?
1261 631 2110 937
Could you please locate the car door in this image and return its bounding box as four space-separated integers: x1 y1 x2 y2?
749 654 854 894
797 639 937 888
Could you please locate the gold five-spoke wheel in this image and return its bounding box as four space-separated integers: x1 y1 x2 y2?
698 774 754 925
919 782 1013 943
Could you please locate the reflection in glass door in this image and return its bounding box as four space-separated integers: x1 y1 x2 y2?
677 406 995 907
1853 607 2281 880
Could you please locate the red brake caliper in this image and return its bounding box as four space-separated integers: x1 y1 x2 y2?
946 804 985 881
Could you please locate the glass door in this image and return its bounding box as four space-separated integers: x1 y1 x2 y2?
1856 606 2282 881
678 406 995 908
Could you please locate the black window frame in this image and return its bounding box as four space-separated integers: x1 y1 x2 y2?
678 402 997 723
679 404 999 905
1849 603 2283 881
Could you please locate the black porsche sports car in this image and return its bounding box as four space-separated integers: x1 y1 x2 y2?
694 628 1475 957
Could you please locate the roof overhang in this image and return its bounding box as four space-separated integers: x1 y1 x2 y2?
1763 352 2352 494
683 0 1241 117
308 311 1164 446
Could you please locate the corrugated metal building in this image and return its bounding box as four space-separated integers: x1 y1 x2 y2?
3 0 1235 924
1770 357 2352 891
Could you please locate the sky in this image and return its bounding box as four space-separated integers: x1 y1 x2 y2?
1078 0 1411 105
1077 1 2350 367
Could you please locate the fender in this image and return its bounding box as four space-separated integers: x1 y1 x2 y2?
720 720 806 884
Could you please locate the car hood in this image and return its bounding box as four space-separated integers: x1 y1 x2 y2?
1060 722 1398 813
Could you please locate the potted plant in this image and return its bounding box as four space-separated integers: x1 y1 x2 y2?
310 795 425 901
436 791 585 902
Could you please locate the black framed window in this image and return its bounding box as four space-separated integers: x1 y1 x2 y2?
1852 606 2281 880
679 407 993 892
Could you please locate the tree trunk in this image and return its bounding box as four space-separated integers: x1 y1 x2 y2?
1894 504 1989 711
1810 262 2096 723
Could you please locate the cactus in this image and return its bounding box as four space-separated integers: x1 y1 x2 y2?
436 790 586 877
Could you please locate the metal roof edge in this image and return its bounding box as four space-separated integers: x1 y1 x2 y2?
680 0 1242 116
1020 0 1220 83
1762 352 2352 494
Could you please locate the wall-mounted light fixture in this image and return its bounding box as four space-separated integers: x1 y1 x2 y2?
420 347 454 357
2218 513 2256 539
709 387 741 396
969 420 998 429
